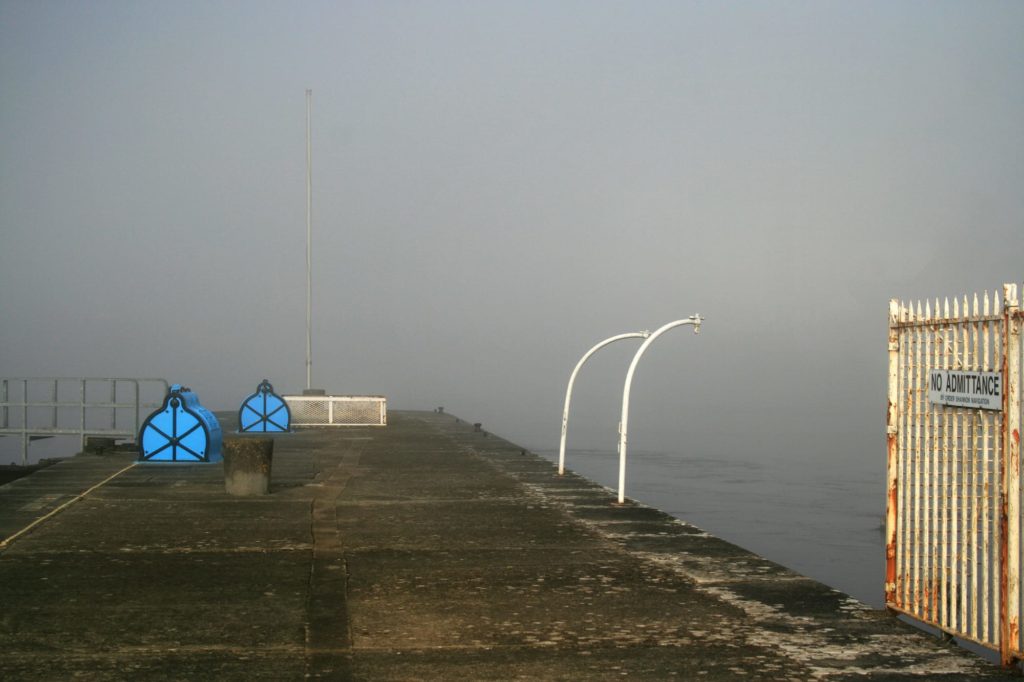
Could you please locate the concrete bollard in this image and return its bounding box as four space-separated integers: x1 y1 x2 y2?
222 436 273 496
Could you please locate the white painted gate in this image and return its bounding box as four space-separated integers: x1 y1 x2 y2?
886 283 1023 666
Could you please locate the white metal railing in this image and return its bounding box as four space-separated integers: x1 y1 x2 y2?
617 316 703 504
558 331 650 476
886 283 1023 666
0 378 169 465
284 395 387 427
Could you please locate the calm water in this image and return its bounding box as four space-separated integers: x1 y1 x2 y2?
538 447 887 609
1 435 80 467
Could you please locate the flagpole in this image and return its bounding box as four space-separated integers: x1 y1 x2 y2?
305 88 312 391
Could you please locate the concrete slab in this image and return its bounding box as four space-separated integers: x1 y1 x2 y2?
0 410 1015 679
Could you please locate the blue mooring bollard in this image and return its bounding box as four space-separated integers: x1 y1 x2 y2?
238 379 291 433
138 384 223 462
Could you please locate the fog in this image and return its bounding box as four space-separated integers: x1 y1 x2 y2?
2 2 1022 469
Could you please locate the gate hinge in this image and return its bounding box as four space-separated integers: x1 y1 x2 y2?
885 582 896 592
887 425 898 435
888 341 899 351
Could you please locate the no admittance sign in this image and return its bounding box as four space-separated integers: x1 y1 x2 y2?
928 370 1003 411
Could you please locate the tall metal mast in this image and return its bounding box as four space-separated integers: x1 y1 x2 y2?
305 88 312 391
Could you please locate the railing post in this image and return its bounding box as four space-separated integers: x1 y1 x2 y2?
134 381 141 440
80 379 87 452
886 299 901 610
1001 283 1021 666
51 379 58 429
558 331 649 476
21 380 28 465
110 379 117 432
617 315 702 505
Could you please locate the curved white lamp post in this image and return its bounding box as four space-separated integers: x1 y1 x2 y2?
617 315 703 504
558 331 650 475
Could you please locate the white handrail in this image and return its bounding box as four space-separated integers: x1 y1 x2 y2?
617 316 703 504
558 331 649 475
0 377 168 464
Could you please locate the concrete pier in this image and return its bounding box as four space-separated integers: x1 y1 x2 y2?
0 411 1014 679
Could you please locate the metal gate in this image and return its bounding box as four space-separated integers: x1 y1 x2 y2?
886 283 1023 666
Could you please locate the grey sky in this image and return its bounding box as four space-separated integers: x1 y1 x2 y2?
2 1 1022 466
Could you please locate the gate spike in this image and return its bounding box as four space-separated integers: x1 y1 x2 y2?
925 299 932 321
973 292 979 317
1008 282 1020 307
953 297 960 319
944 297 950 320
984 290 990 316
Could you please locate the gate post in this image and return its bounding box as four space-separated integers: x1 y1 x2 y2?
886 299 900 610
1002 283 1021 666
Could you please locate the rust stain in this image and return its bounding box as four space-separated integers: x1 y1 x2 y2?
885 404 899 607
1005 615 1021 667
1001 494 1011 666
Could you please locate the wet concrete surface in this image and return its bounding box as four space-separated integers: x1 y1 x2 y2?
0 411 1015 679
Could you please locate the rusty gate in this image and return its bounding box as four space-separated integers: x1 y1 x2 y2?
886 283 1023 666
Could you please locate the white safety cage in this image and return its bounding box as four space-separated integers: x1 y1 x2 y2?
283 395 387 427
